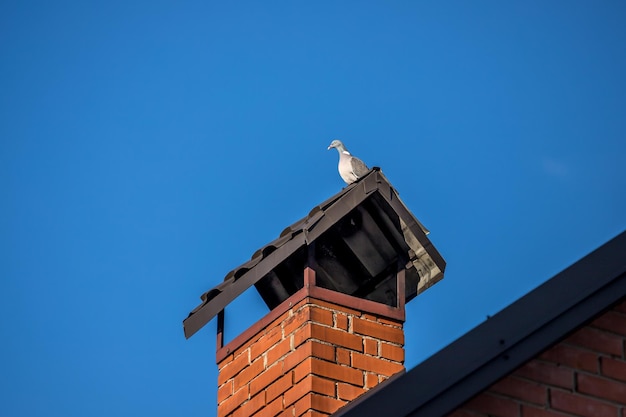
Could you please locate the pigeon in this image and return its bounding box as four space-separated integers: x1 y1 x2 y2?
327 139 370 184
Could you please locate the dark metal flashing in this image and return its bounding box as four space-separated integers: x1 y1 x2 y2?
335 231 626 417
184 168 445 339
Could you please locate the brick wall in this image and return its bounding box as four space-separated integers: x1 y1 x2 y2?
448 298 626 417
217 297 405 417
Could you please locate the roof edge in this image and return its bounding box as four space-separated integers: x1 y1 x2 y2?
335 230 626 417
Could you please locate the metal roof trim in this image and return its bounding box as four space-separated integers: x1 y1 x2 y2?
335 230 626 417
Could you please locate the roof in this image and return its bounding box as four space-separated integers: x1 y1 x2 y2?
335 230 626 417
183 168 446 339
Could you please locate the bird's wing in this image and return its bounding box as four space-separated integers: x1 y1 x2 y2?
350 156 370 179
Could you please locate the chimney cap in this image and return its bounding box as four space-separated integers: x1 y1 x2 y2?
183 168 446 339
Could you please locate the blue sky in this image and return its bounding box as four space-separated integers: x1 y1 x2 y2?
1 2 625 416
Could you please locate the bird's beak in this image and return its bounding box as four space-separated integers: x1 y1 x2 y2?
327 145 333 150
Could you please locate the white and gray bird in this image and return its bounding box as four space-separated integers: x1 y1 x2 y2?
328 139 370 184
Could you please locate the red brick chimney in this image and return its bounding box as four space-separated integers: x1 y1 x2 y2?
216 269 406 417
183 169 446 417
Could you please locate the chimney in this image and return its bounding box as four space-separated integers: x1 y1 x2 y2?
184 168 446 417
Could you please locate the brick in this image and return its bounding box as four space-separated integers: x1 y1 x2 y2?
465 392 519 417
218 380 234 404
311 323 364 351
234 357 264 391
565 326 623 357
353 317 404 344
592 310 626 337
283 309 308 337
299 411 327 417
294 393 346 416
278 405 295 417
601 356 626 382
365 372 378 388
293 357 364 386
489 376 546 405
284 341 335 372
577 373 626 404
377 316 403 327
515 360 573 389
219 350 250 385
309 341 336 363
233 330 263 359
521 405 567 417
550 389 618 417
335 313 348 331
309 306 334 327
300 323 363 352
284 380 309 408
337 347 351 365
352 352 404 377
293 324 312 350
254 395 283 417
283 346 309 374
337 382 366 401
284 374 335 406
284 306 333 336
266 371 292 403
380 343 403 362
233 391 265 417
218 385 249 417
364 339 378 356
311 376 338 398
250 362 284 396
293 358 315 383
540 343 599 373
267 337 292 366
251 326 283 360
